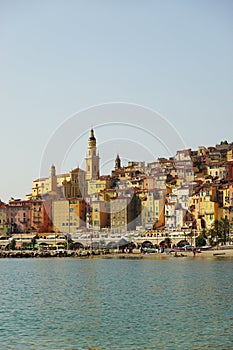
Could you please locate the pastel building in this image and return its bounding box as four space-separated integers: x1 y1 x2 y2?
87 176 111 196
30 199 53 233
110 194 138 233
62 167 86 198
217 184 232 222
174 149 195 183
140 189 165 229
52 198 86 233
91 197 110 230
189 186 218 230
6 199 31 233
0 203 7 235
32 165 70 199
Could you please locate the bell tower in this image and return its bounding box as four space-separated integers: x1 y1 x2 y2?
50 164 57 192
85 129 100 180
115 154 121 170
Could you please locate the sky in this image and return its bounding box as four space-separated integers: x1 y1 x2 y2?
0 0 233 202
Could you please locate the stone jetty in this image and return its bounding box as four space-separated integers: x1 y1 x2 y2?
0 250 90 258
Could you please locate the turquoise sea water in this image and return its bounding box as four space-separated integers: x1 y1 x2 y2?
0 258 232 350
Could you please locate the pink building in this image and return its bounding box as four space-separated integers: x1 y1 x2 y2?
6 199 32 233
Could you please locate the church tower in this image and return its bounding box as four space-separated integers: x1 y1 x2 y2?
50 164 57 192
85 128 100 180
115 154 121 170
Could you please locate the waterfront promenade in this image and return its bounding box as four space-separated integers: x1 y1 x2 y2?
1 247 233 259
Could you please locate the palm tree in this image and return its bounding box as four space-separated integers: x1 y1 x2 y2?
195 236 206 247
210 218 230 245
195 229 207 247
220 217 230 245
210 220 222 245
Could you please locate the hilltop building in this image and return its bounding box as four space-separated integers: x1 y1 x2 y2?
1 131 233 239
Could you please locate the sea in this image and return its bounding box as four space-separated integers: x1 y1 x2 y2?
0 257 232 350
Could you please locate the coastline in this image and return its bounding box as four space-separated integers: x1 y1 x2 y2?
1 248 233 260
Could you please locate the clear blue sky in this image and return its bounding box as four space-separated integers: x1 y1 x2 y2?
1 0 233 202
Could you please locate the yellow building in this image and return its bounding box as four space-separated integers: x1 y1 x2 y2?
63 167 86 198
92 199 110 230
189 186 218 230
204 196 218 229
52 198 86 233
87 176 111 196
206 162 226 179
217 184 231 221
112 160 144 181
227 149 233 161
32 165 70 199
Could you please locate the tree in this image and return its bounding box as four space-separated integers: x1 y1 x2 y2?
220 217 230 245
207 227 215 246
9 238 16 250
209 220 221 245
22 242 29 249
31 236 37 249
210 218 230 245
195 235 206 247
64 234 74 250
195 229 207 247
